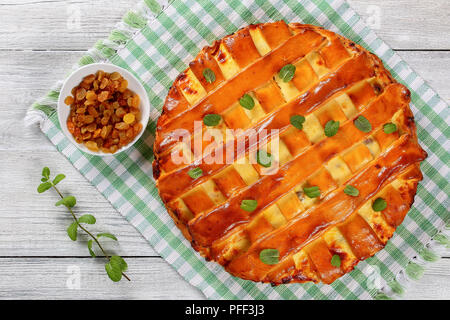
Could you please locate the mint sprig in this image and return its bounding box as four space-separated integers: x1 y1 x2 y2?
37 167 130 282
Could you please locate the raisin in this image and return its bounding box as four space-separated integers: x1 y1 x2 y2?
66 70 142 154
115 122 130 131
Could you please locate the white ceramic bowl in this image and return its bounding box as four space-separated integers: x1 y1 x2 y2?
57 63 150 156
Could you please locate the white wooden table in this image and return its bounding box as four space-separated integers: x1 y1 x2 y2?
0 0 448 300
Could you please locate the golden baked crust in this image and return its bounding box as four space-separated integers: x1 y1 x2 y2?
152 22 427 285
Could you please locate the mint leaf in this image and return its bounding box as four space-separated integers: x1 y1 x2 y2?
239 94 255 110
67 222 78 241
354 116 372 133
344 185 359 197
279 64 296 82
372 197 387 211
331 254 341 267
188 167 203 179
303 186 321 198
202 68 216 84
97 233 118 241
78 214 96 225
38 182 52 194
259 249 280 265
324 120 340 137
290 115 306 130
203 114 221 127
55 196 76 208
42 167 50 180
110 255 128 272
53 174 66 185
240 199 258 212
383 122 398 134
105 262 122 282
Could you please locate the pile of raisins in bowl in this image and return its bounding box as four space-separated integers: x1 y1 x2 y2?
65 70 143 154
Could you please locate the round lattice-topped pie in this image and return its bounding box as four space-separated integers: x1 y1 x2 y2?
152 21 427 285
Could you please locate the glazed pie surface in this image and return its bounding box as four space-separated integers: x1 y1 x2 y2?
152 22 427 285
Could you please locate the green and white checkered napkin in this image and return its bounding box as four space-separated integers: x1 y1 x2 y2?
26 0 449 299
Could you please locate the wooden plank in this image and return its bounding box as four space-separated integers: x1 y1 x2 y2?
349 0 450 50
397 51 450 102
0 0 449 50
0 257 204 299
0 51 81 151
0 0 134 51
0 256 448 299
